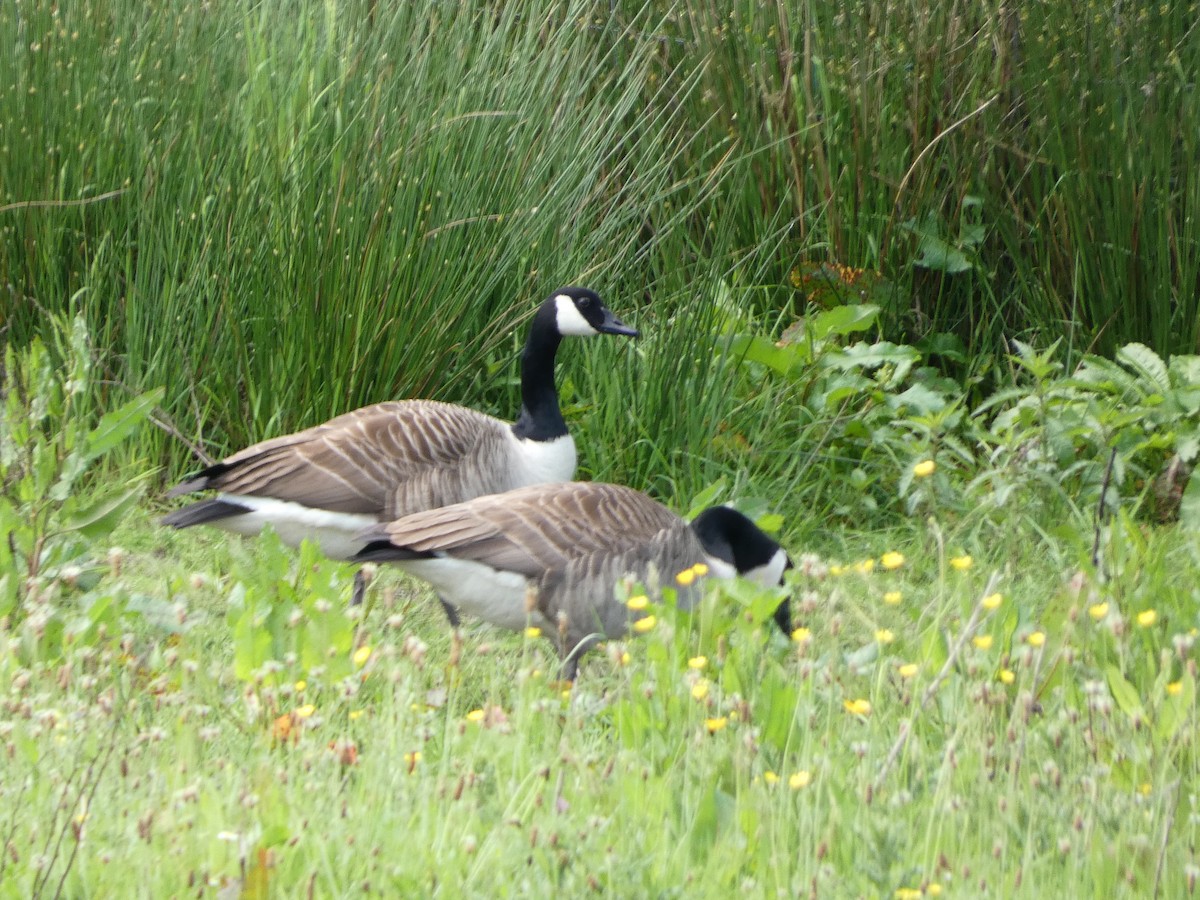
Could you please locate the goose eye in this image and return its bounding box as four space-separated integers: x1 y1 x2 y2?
577 297 592 310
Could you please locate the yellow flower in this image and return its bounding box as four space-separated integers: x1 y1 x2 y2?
998 669 1015 685
855 558 876 574
898 663 918 679
294 680 307 692
913 459 936 477
676 569 696 587
403 750 421 768
874 629 895 644
843 698 871 716
705 716 728 733
829 564 846 577
620 652 631 666
883 590 902 606
691 679 710 701
1167 681 1183 697
1027 631 1046 648
927 886 943 898
524 626 542 639
895 889 923 900
763 771 779 786
688 655 708 669
949 554 973 571
791 627 811 643
692 563 709 576
982 592 1003 611
1139 782 1152 797
626 595 649 611
633 615 656 634
972 634 993 650
880 551 905 570
788 770 812 790
1137 609 1158 628
466 709 485 723
295 704 316 719
1088 602 1109 620
348 710 364 721
353 645 372 667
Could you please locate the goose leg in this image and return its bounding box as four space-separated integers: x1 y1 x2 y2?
349 568 367 607
438 596 461 628
559 633 602 684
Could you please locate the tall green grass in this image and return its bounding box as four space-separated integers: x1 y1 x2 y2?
2 0 1198 490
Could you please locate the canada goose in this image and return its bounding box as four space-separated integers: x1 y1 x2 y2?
162 287 638 607
352 481 792 680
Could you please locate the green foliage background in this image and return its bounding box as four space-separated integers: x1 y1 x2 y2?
3 0 1199 488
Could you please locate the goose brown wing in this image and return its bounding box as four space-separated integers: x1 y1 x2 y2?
369 482 685 577
168 401 508 515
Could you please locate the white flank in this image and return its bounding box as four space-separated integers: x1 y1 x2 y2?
744 547 789 587
211 494 378 560
396 557 552 632
553 294 598 336
505 431 577 486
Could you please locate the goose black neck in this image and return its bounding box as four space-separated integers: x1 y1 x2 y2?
511 306 568 442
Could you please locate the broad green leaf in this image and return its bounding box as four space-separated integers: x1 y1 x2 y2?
727 334 806 377
1116 343 1169 392
61 485 145 539
1169 354 1200 388
1180 471 1200 530
1155 674 1194 743
809 304 879 340
685 478 728 519
886 383 949 416
1105 665 1144 720
83 387 164 463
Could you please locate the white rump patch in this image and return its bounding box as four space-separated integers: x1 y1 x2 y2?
554 294 598 336
505 431 577 485
396 557 552 632
211 494 378 561
743 547 789 587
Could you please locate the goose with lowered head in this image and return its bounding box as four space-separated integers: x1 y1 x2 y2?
353 481 792 680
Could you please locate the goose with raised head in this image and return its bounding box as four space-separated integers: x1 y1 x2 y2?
162 287 638 607
352 481 792 680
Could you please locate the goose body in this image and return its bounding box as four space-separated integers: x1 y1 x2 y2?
162 289 638 571
353 482 792 677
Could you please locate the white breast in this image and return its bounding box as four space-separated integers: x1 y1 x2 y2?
503 431 577 488
213 494 379 560
396 557 553 632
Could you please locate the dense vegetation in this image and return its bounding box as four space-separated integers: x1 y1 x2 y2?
2 1 1199 896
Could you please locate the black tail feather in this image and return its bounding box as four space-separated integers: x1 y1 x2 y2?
351 541 434 563
165 461 235 498
161 498 251 529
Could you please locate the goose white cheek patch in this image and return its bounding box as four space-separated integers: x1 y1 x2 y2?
554 294 598 336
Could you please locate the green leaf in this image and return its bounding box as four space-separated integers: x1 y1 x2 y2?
809 304 879 340
1116 343 1169 393
1168 354 1200 388
905 217 973 273
1180 471 1200 530
82 387 164 463
886 383 949 416
61 485 145 539
727 334 806 377
685 478 728 519
1155 675 1194 743
1105 665 1144 720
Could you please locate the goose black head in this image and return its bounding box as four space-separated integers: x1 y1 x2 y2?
548 287 639 338
691 505 793 635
